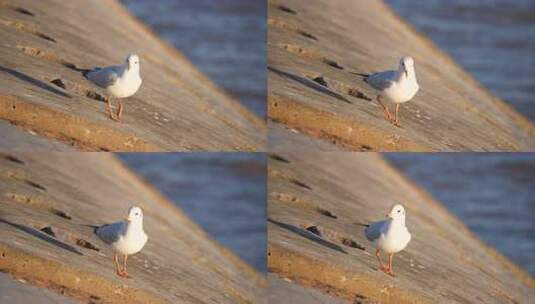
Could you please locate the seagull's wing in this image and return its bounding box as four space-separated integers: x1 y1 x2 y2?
364 219 388 242
365 70 397 91
95 221 124 244
86 65 123 88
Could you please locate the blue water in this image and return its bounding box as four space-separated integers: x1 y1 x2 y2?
120 0 266 118
387 154 535 276
118 153 266 272
386 0 535 122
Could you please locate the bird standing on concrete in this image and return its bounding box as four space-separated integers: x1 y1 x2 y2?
358 57 419 127
364 204 411 277
85 54 142 122
95 206 148 277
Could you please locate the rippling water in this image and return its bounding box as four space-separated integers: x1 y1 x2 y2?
386 0 535 122
118 153 266 272
120 0 266 118
387 154 535 276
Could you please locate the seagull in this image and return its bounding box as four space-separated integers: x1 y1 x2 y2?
84 54 142 122
357 57 419 127
94 206 148 277
364 204 411 277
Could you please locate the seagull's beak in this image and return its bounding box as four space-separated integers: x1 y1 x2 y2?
385 213 390 218
125 217 131 223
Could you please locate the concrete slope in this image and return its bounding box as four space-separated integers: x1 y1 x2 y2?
0 153 265 303
267 152 535 303
0 0 265 151
268 0 535 151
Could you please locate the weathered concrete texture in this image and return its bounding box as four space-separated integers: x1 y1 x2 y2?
267 0 535 151
0 153 265 303
0 120 74 151
267 273 345 304
268 121 342 151
0 272 78 304
0 0 265 151
267 152 535 303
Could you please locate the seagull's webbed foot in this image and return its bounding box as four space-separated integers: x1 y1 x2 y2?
110 114 121 122
118 270 130 278
379 265 389 273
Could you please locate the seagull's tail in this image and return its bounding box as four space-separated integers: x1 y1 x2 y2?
351 72 370 82
80 224 99 233
81 69 91 78
81 68 97 78
353 72 370 78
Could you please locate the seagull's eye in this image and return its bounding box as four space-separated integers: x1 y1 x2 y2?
397 210 401 213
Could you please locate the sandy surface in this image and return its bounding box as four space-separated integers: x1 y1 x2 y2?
267 273 345 304
0 272 77 304
0 0 265 151
0 120 74 151
268 121 344 151
267 0 535 151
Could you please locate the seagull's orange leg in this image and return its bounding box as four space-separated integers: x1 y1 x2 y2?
106 97 120 121
114 253 122 276
106 97 119 121
394 104 401 127
116 100 123 120
376 249 388 272
387 252 396 277
376 96 393 122
106 97 115 120
121 254 129 277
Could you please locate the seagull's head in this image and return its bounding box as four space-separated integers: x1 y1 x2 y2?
399 56 414 77
386 204 406 220
126 54 140 70
126 206 143 222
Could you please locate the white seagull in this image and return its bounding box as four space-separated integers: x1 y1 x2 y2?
85 54 142 121
95 206 148 277
359 56 419 127
364 204 411 277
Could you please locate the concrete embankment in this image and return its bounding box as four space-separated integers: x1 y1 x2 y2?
267 152 535 303
0 0 265 151
0 153 265 303
268 0 535 151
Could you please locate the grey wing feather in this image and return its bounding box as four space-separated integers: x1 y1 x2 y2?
366 70 396 90
95 221 124 244
364 220 388 242
86 65 122 88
